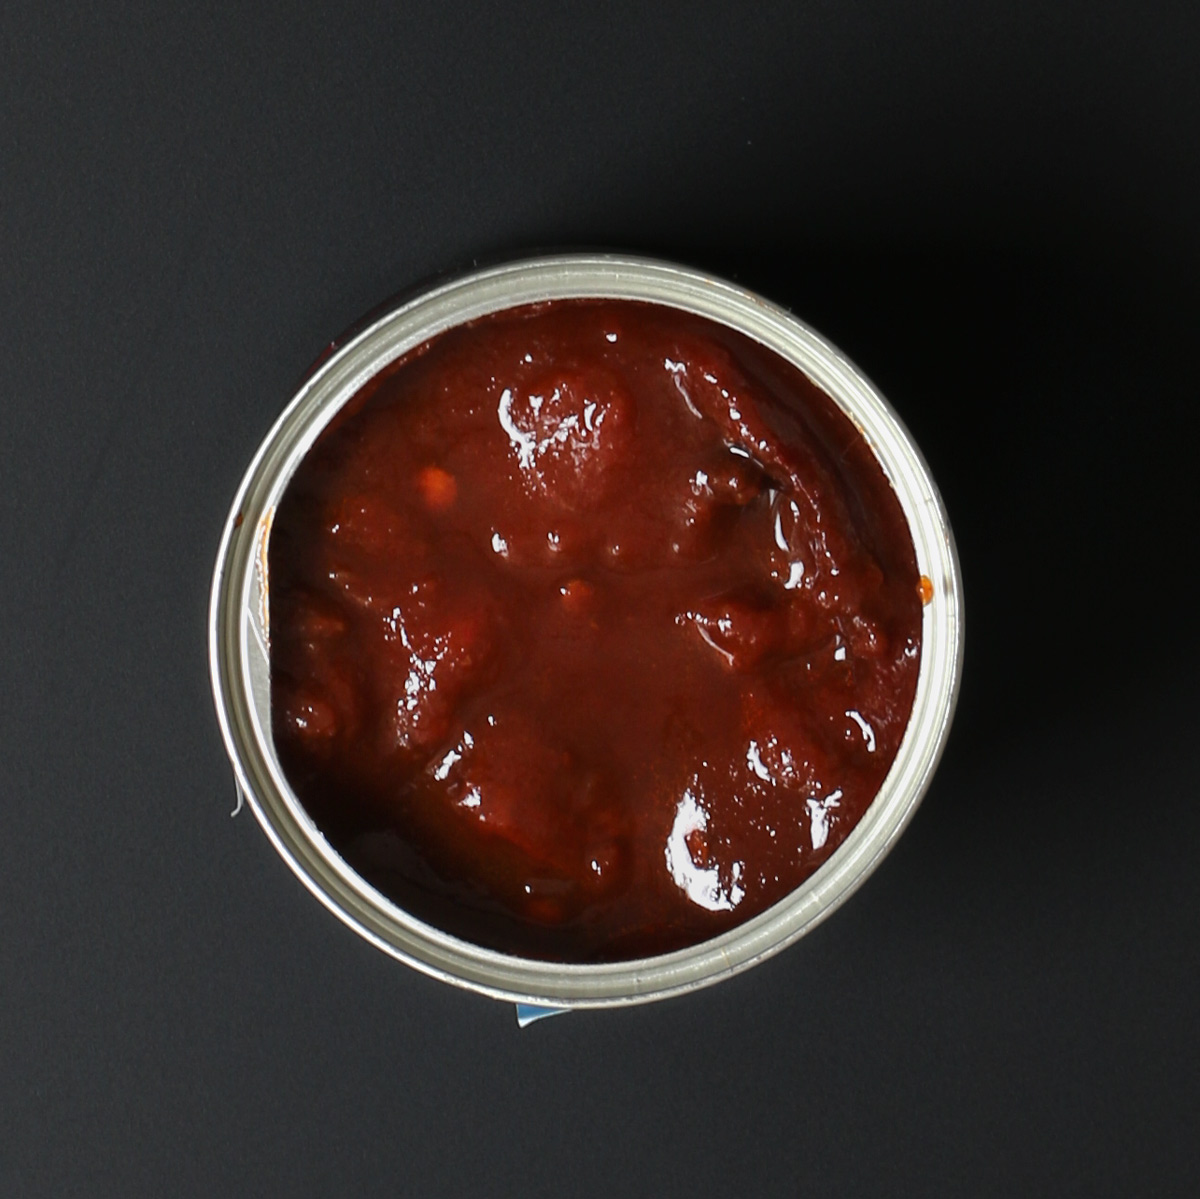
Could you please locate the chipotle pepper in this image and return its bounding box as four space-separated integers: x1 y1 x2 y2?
269 299 921 962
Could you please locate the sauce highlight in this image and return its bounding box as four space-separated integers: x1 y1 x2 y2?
269 300 921 961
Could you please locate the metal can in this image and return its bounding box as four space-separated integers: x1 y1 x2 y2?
209 254 964 1009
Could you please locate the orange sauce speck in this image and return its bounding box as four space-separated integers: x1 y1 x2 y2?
417 465 458 510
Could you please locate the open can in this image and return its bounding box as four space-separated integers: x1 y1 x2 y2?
208 254 964 1011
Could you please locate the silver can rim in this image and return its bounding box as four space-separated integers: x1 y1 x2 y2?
208 253 964 1009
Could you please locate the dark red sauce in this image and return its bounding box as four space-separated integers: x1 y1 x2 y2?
269 300 921 962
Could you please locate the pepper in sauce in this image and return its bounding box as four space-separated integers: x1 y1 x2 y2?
269 300 921 962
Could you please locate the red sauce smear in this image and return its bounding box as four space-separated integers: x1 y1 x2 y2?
269 300 921 962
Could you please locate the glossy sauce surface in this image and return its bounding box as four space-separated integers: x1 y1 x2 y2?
269 300 921 961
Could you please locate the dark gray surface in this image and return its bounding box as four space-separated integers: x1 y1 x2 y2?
3 3 1198 1195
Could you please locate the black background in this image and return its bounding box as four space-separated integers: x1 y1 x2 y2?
3 2 1198 1195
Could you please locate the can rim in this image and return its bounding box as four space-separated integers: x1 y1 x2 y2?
209 253 964 1008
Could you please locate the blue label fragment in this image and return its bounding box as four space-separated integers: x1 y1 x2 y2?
515 1003 569 1028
